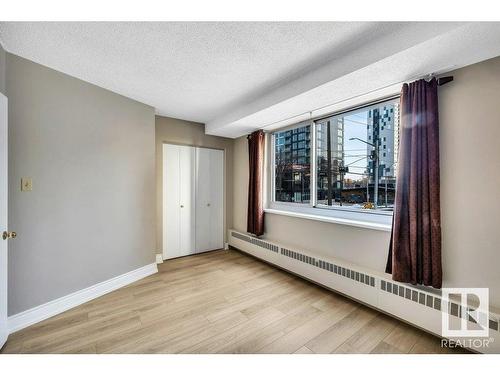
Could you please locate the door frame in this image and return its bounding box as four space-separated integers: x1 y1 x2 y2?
0 92 9 348
161 141 226 260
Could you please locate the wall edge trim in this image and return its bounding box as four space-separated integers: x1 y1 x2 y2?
7 262 158 334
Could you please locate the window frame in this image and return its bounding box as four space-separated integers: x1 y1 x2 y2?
266 95 400 230
269 120 313 207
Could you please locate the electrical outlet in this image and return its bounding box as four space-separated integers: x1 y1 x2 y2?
21 177 33 192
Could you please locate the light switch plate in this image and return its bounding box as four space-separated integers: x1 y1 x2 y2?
21 177 33 192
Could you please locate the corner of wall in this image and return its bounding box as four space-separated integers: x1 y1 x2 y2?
0 42 6 96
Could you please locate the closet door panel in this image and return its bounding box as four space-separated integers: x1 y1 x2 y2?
179 145 196 256
209 149 224 250
195 147 212 252
163 144 181 259
163 144 224 260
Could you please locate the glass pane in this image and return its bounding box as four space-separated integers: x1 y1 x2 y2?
315 100 399 211
274 125 311 203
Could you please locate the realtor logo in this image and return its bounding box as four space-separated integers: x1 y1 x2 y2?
441 288 489 337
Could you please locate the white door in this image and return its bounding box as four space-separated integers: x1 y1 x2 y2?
195 148 224 252
195 147 212 253
163 144 181 259
163 144 223 260
208 148 224 250
1 93 9 348
163 144 196 260
178 145 196 256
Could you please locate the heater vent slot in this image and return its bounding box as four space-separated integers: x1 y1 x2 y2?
380 280 499 332
281 247 375 288
230 231 279 253
281 248 316 266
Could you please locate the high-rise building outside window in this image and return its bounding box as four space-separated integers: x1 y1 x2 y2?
274 124 311 203
272 97 400 212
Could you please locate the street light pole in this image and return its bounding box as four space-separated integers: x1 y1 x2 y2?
349 137 379 208
366 170 370 203
384 175 388 207
373 142 379 208
326 121 332 206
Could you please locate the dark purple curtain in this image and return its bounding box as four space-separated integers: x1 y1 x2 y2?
247 130 265 236
385 78 442 288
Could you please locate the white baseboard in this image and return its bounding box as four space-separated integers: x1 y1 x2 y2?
8 263 158 334
155 254 164 264
0 327 7 349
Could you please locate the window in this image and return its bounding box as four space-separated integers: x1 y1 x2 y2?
271 98 400 214
273 124 311 203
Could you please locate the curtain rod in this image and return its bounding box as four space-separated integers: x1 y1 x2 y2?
251 74 455 134
437 76 454 86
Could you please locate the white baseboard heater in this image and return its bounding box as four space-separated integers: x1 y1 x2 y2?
229 229 500 354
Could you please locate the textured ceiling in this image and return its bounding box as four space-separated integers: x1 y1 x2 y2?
0 22 376 120
1 22 498 138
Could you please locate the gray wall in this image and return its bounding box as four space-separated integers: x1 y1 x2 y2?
232 56 500 308
0 43 5 95
6 53 156 315
155 116 233 254
438 56 500 307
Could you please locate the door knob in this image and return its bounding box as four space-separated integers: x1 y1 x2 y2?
2 231 17 240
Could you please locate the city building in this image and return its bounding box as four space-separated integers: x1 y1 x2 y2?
274 125 311 203
316 117 344 205
367 103 400 184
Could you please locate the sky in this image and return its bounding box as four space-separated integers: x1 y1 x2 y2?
342 110 371 181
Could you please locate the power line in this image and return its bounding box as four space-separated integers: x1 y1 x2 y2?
346 156 368 167
350 112 369 119
344 172 369 176
316 147 368 151
343 118 370 126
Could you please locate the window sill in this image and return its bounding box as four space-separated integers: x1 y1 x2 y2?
264 206 392 232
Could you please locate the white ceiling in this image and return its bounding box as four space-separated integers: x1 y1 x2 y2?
1 22 499 138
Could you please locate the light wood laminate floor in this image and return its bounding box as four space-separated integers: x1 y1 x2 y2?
1 249 468 354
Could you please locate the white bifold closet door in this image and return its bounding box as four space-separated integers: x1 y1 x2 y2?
163 144 224 260
163 144 196 259
195 147 224 253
